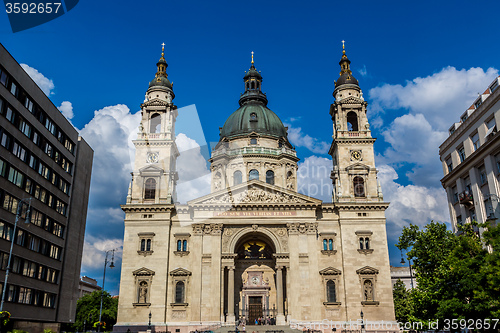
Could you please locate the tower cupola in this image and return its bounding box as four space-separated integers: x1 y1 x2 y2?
334 41 359 89
148 43 174 91
239 52 268 107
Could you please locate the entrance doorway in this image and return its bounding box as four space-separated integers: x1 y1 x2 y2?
248 296 262 324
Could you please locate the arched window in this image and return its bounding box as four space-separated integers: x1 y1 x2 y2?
266 170 274 185
353 176 365 197
146 239 151 251
150 113 161 133
327 280 336 303
251 81 255 89
359 237 364 250
249 169 259 181
175 281 185 303
177 240 182 252
182 240 187 252
140 239 146 251
250 113 257 121
347 111 358 131
328 239 333 251
233 171 242 186
365 238 370 250
323 239 328 250
250 138 257 145
145 178 156 200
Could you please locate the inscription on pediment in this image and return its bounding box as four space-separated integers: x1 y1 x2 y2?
202 188 306 204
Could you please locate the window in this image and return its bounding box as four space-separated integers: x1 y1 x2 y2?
457 147 466 163
10 82 17 97
3 193 18 215
485 118 496 139
138 233 155 255
359 237 370 250
144 178 156 200
347 111 358 131
174 233 190 255
456 215 463 226
479 166 487 185
475 98 482 108
491 79 499 93
469 208 476 222
0 69 7 86
0 159 4 178
250 113 257 121
446 157 453 173
8 167 24 188
49 245 60 260
452 186 458 204
249 169 259 181
353 176 365 197
24 97 33 112
266 170 274 185
471 133 480 151
175 281 185 303
12 143 26 161
233 170 242 186
250 138 257 145
150 113 161 133
461 114 468 123
326 280 336 303
464 176 472 193
177 240 182 251
19 119 31 138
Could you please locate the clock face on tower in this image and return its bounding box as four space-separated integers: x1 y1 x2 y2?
350 150 362 161
147 152 159 163
251 276 260 285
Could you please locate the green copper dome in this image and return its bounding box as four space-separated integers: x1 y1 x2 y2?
220 103 288 139
149 75 173 89
220 57 288 139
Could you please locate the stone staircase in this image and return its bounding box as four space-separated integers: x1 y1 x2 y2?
214 325 303 333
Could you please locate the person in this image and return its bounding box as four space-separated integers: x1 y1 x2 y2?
255 318 258 325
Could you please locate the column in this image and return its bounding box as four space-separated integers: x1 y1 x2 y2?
285 265 291 321
227 266 235 324
221 267 225 322
276 266 285 324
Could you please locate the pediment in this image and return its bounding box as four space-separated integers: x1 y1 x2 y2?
133 267 155 276
319 267 342 275
170 268 192 276
142 98 170 107
345 162 371 172
139 165 164 176
339 96 364 104
188 180 322 205
356 266 379 275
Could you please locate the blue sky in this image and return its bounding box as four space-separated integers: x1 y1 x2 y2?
1 0 500 295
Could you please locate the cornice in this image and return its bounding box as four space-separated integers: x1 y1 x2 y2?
121 204 175 213
334 202 389 210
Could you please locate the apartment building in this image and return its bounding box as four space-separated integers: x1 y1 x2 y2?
439 76 500 233
0 43 93 332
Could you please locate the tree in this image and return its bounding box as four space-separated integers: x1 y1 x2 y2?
396 220 500 327
392 279 412 323
74 290 118 332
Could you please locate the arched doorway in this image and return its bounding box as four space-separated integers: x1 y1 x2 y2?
234 234 278 325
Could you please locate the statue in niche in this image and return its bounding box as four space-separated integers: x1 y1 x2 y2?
364 280 373 301
139 281 148 303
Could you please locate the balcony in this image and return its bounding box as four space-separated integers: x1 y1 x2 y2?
459 190 473 206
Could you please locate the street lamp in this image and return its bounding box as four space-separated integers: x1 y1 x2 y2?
400 250 414 289
148 311 152 330
98 249 116 332
360 311 365 333
0 197 32 311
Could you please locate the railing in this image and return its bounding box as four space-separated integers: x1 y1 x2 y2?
138 133 172 140
212 147 297 158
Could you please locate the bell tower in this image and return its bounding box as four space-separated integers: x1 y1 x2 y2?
128 44 179 204
329 42 383 202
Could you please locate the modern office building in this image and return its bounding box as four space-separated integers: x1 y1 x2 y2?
439 76 500 233
0 43 93 332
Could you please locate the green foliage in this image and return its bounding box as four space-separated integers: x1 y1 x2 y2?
74 290 118 332
10 330 28 333
392 279 412 323
43 330 56 333
395 220 500 326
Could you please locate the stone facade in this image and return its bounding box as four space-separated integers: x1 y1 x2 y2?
115 46 395 332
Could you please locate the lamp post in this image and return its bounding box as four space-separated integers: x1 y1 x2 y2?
98 249 116 332
400 251 414 289
0 198 32 311
360 311 365 333
148 311 152 330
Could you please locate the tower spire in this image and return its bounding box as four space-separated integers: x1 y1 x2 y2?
334 40 359 89
239 53 268 106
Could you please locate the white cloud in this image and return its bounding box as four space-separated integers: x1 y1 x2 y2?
285 123 330 154
377 164 450 237
81 236 123 271
58 101 74 120
358 65 368 77
369 66 499 129
297 155 333 202
20 63 55 96
175 133 211 203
